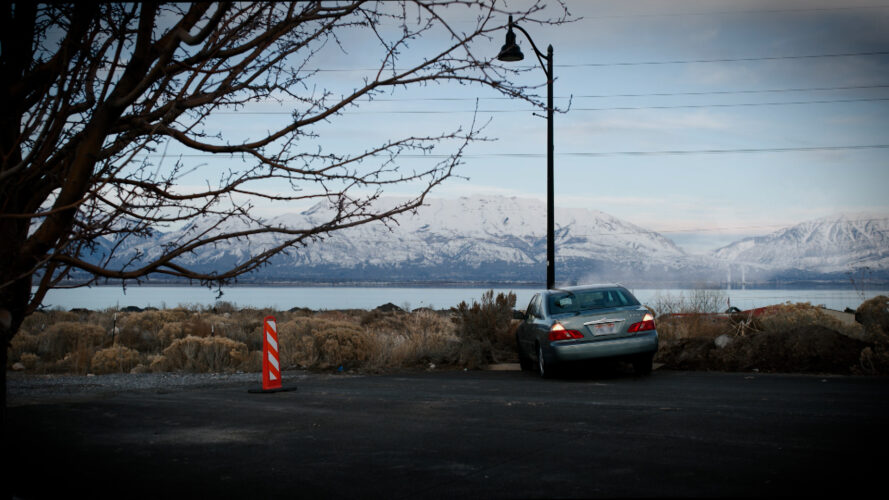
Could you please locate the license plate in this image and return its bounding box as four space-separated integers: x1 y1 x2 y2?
585 318 623 336
590 322 618 336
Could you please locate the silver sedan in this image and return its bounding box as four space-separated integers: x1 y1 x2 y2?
514 285 658 377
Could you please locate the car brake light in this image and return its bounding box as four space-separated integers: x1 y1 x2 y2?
627 313 656 333
549 322 584 341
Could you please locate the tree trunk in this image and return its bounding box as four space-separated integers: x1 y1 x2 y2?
1 270 31 428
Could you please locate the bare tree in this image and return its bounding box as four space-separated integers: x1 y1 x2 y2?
0 1 567 399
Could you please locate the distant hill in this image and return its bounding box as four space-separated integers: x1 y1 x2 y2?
712 214 889 280
82 197 889 286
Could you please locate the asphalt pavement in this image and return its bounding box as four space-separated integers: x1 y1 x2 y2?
6 368 889 499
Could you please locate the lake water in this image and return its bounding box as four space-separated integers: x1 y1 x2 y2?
37 285 887 313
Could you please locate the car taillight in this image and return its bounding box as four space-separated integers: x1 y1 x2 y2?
548 322 584 341
627 313 656 333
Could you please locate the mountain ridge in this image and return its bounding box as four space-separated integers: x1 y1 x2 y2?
85 196 889 286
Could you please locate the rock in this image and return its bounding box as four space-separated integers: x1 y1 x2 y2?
714 334 733 349
374 303 403 313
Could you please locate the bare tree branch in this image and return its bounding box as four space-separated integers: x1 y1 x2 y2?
0 0 569 346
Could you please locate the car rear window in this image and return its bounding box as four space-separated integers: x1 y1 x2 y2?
547 288 639 314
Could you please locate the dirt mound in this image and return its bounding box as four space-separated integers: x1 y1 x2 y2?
657 325 869 374
856 295 889 340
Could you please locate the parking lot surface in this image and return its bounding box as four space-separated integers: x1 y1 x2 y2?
6 368 889 498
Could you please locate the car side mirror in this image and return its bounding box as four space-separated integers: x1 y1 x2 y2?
512 310 526 320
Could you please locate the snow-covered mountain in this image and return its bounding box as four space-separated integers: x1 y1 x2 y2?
89 197 889 285
712 214 889 275
99 195 708 284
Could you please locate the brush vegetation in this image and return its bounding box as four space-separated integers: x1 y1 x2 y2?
6 292 889 376
7 293 519 375
652 292 889 375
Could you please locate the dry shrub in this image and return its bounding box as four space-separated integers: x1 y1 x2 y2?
117 311 164 352
183 316 213 338
157 322 187 347
454 290 517 368
36 321 107 362
856 296 889 374
856 296 889 339
276 317 327 368
17 353 39 370
240 350 263 373
158 335 249 372
7 329 40 366
315 325 372 369
650 289 727 316
223 310 268 350
23 309 80 330
656 315 731 341
91 346 142 374
212 301 238 314
275 317 371 370
365 310 459 370
314 310 362 323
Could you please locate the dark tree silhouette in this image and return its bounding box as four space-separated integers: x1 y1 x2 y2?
0 1 566 406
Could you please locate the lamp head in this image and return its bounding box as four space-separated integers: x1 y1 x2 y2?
497 16 524 62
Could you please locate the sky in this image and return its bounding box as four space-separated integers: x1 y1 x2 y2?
170 0 889 254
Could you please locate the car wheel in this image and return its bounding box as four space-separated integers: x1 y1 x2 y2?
633 353 653 376
537 344 551 378
517 336 533 371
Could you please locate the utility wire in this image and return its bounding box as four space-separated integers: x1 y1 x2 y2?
356 83 889 102
457 144 889 158
305 49 889 72
216 95 889 114
137 144 889 159
557 50 889 67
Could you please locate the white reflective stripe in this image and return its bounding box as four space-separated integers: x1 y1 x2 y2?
265 319 276 333
270 373 278 381
266 332 278 352
268 352 280 371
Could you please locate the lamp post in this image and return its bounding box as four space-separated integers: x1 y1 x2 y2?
497 16 555 290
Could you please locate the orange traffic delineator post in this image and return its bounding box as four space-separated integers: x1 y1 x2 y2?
249 315 297 394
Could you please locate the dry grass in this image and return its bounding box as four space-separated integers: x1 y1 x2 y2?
156 336 250 373
364 310 460 371
9 292 889 376
91 346 142 374
8 300 487 374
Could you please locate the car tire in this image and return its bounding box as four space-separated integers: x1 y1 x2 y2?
517 337 533 371
537 344 552 378
633 353 654 376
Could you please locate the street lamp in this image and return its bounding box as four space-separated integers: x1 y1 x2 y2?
497 16 555 290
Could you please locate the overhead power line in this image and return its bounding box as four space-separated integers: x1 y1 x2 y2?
456 144 889 158
578 4 889 19
557 50 889 67
138 144 889 160
359 83 889 102
217 96 889 115
305 50 889 72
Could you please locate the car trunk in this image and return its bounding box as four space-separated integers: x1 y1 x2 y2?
557 307 648 340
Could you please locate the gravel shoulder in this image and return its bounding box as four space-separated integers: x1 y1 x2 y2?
6 370 291 406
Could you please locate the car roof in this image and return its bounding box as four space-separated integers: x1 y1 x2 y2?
544 284 624 294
